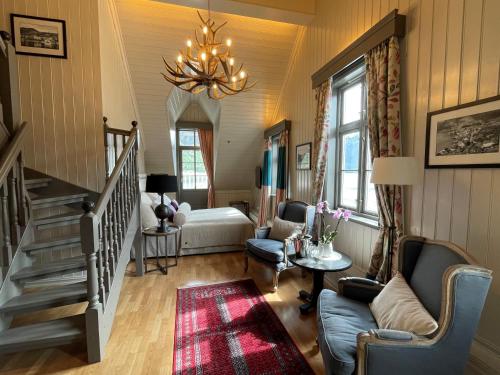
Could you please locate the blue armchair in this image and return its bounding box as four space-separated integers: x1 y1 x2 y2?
244 201 315 291
317 236 492 375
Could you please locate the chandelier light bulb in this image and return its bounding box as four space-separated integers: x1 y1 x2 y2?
229 57 234 66
177 54 183 63
231 76 237 83
201 52 207 61
203 25 208 34
239 71 246 79
212 48 217 55
226 39 232 47
187 39 192 47
212 83 218 89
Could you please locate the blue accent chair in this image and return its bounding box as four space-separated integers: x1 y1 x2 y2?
244 201 315 291
317 236 492 375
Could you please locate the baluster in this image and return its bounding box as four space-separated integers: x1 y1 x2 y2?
81 202 101 308
119 172 126 233
122 135 126 153
104 117 110 179
115 187 123 252
113 133 118 166
17 154 28 226
107 202 116 275
8 169 20 245
112 190 120 262
1 183 13 266
97 220 106 306
101 213 111 292
125 157 131 220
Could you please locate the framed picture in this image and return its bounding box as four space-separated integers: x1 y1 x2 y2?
425 95 500 168
10 14 67 59
296 142 312 170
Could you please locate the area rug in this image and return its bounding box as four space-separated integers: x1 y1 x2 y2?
173 279 314 375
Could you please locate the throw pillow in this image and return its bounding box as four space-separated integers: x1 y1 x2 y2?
268 217 305 241
171 199 179 210
166 203 176 221
173 202 192 226
140 202 158 229
370 272 438 336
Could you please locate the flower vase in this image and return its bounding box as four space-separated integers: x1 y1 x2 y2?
320 242 334 259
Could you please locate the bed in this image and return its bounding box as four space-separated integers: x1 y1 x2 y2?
137 192 254 257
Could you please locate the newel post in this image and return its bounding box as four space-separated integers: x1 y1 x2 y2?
131 120 144 276
81 201 104 363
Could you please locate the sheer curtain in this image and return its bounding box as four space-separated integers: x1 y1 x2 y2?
198 128 215 208
257 138 272 227
365 36 403 282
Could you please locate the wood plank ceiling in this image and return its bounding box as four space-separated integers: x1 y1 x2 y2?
115 0 300 189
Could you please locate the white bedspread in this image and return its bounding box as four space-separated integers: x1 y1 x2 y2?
181 207 254 249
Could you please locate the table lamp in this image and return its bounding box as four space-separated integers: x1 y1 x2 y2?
371 157 418 281
145 174 178 233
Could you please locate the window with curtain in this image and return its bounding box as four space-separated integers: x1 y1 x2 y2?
329 64 378 218
270 134 280 195
178 129 208 190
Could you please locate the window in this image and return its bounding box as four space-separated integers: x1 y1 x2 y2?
271 135 280 195
177 129 208 190
332 65 378 217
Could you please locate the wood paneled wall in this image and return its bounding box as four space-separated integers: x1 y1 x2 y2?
0 0 105 192
272 0 500 367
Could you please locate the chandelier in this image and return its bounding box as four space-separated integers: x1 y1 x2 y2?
162 3 254 99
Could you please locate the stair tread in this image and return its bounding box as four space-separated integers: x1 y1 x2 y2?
11 256 86 281
0 314 85 351
0 282 87 314
30 191 88 204
22 235 81 251
25 177 52 185
33 211 82 225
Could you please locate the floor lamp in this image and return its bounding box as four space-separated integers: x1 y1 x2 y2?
371 157 418 282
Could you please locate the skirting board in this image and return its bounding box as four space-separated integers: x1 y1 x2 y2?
326 263 499 374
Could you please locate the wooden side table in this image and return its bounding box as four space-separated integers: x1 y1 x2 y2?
142 226 180 274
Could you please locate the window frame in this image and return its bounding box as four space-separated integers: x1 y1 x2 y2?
333 68 378 220
176 128 208 191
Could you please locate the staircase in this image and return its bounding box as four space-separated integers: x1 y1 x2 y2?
0 121 143 363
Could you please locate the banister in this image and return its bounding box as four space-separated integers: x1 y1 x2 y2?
93 128 137 218
0 122 28 183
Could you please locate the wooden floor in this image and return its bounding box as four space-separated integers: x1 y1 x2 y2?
0 252 325 374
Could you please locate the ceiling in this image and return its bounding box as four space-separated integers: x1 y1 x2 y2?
115 0 301 189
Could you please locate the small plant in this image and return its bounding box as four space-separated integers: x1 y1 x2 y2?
316 201 351 244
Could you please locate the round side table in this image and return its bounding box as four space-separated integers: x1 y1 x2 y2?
142 226 180 275
289 250 352 314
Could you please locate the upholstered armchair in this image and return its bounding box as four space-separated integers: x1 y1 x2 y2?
317 236 492 375
244 201 315 291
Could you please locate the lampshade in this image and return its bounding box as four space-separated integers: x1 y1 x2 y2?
145 174 178 193
371 157 418 186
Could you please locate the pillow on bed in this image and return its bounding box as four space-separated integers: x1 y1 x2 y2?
141 202 158 229
173 202 191 226
148 193 171 209
268 217 305 241
171 199 179 210
141 192 153 206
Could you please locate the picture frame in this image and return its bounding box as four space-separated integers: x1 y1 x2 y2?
10 13 67 59
296 142 312 170
425 95 500 168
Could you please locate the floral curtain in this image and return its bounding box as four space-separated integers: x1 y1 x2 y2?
274 129 288 215
257 137 272 227
365 36 403 282
311 79 333 240
199 128 215 208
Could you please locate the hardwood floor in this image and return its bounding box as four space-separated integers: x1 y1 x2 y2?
0 252 325 374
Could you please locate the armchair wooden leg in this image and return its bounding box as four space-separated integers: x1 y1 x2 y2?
272 271 280 292
243 254 249 273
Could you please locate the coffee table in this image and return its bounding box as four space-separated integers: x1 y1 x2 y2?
289 250 352 314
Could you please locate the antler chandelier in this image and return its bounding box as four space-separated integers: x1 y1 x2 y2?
162 2 254 100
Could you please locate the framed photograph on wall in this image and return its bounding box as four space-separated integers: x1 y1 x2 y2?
296 142 311 170
10 14 67 59
425 95 500 168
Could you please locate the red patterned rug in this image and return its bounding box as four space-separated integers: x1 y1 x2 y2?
173 279 314 375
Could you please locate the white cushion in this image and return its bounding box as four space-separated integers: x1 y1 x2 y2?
268 216 304 241
370 272 438 336
173 202 191 226
140 202 158 229
147 193 171 209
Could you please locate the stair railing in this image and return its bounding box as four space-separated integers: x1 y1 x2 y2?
103 117 137 180
81 121 143 362
0 122 30 281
